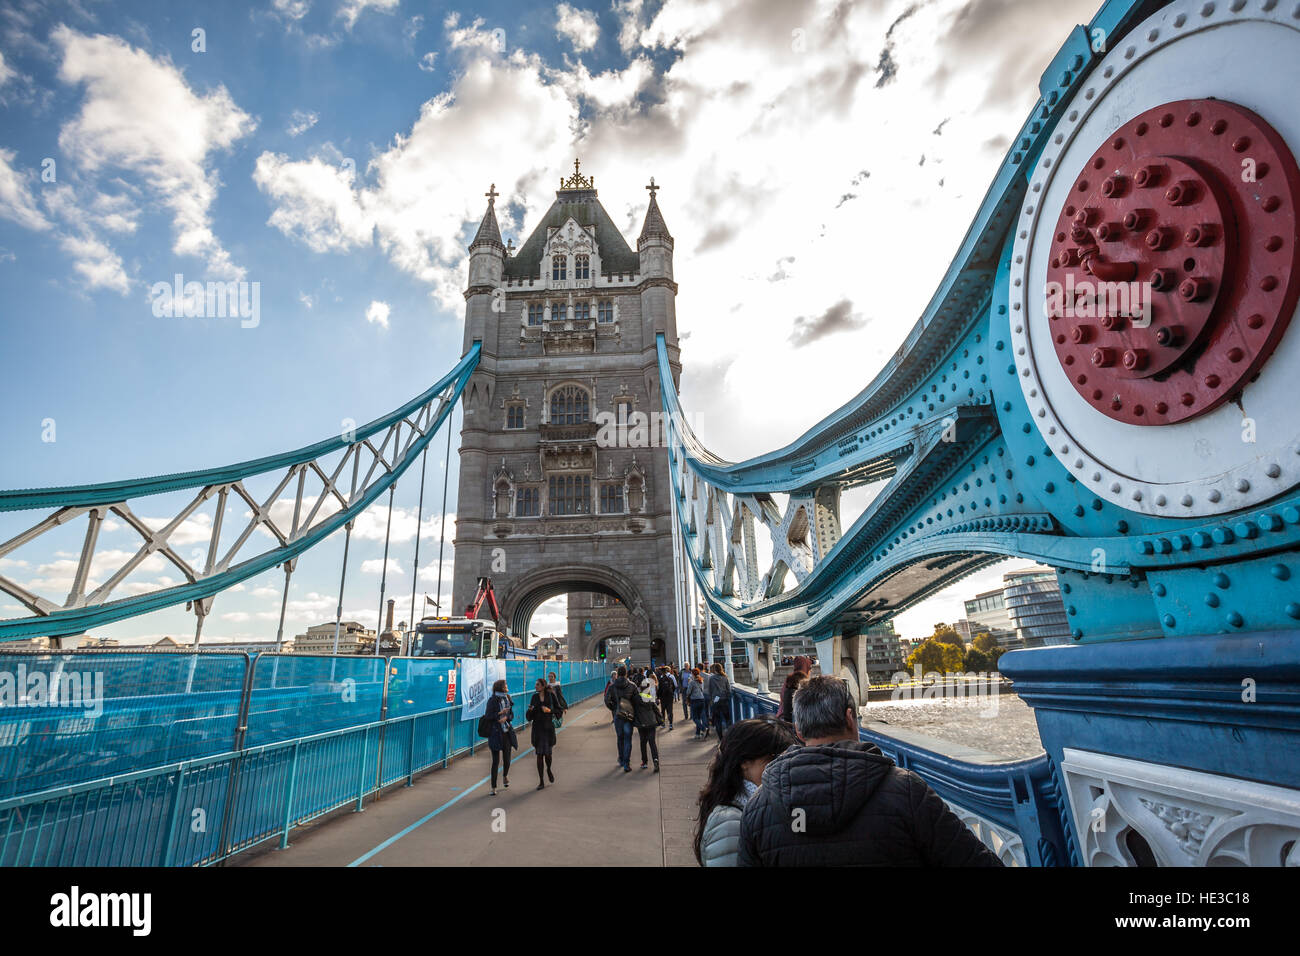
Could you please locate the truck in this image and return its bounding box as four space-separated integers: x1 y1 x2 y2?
407 577 537 659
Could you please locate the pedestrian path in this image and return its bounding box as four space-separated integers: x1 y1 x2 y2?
239 699 716 867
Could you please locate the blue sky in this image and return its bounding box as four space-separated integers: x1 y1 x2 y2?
0 0 1097 645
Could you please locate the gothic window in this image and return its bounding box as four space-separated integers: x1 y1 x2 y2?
600 483 624 514
549 385 590 425
574 254 590 279
505 405 525 429
597 301 614 323
552 303 567 322
528 303 545 326
592 593 607 608
548 474 591 515
574 301 590 322
517 486 540 516
552 255 566 281
627 473 645 512
494 479 513 519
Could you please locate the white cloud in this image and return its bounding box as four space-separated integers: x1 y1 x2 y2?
53 26 256 281
365 299 390 329
337 0 400 31
299 290 315 308
555 3 599 52
0 51 14 86
361 557 403 576
0 148 51 231
417 52 437 72
286 109 318 137
272 0 311 21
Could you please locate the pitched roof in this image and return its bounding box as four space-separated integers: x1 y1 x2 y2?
470 200 503 250
503 188 639 279
638 191 672 243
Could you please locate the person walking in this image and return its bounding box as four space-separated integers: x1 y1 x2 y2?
656 666 677 730
604 665 638 772
680 663 694 723
546 671 568 729
695 716 799 866
777 669 809 726
687 668 708 738
484 679 516 796
633 676 663 772
603 668 620 762
526 677 559 790
737 676 1004 866
706 662 733 739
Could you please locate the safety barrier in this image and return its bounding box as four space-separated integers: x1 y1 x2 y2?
0 653 605 866
728 685 1072 866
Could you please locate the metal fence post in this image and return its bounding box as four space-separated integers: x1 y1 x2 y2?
443 708 453 769
160 763 188 867
407 717 417 786
355 726 369 812
215 653 256 865
279 739 302 850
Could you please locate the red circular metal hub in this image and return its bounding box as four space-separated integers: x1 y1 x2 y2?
1045 99 1300 425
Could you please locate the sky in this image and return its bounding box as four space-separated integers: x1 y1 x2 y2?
0 0 1100 647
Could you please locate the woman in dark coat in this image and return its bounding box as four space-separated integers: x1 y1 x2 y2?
485 678 516 796
526 677 559 789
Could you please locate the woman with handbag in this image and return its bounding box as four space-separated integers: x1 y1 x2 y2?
485 678 516 796
546 671 568 729
526 677 560 790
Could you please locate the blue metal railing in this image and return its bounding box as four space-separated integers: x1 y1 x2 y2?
0 654 605 866
728 686 1073 866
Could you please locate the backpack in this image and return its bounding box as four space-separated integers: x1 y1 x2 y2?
616 694 636 722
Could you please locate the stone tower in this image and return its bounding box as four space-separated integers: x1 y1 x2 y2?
453 163 683 663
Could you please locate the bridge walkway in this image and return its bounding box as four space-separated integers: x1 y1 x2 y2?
238 698 713 867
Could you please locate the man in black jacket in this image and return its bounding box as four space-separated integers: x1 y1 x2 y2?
737 675 1003 867
603 666 638 773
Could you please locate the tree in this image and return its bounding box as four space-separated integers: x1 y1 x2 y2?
963 647 991 672
906 638 967 675
932 624 965 649
905 640 946 675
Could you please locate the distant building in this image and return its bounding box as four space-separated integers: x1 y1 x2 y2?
293 622 374 655
1002 565 1072 647
568 592 636 661
963 587 1019 647
862 621 905 683
535 636 566 659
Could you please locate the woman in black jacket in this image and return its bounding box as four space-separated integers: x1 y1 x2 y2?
526 677 559 790
484 679 516 796
632 678 662 772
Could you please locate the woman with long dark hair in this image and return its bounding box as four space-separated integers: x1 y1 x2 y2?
526 677 559 790
484 678 516 796
694 716 799 866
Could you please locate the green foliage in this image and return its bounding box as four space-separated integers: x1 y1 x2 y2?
906 638 967 674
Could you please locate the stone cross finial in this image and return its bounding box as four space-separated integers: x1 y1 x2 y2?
485 183 499 204
646 177 659 198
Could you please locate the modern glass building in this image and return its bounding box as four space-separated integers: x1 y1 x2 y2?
1002 566 1072 647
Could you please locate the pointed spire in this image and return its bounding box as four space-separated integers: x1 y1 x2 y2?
470 183 504 250
638 177 672 243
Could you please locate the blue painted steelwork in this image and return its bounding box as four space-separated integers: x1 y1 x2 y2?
0 657 605 866
0 344 480 640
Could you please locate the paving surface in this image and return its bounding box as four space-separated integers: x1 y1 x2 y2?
239 698 715 867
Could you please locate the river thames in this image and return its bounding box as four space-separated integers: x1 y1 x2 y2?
862 691 1044 761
